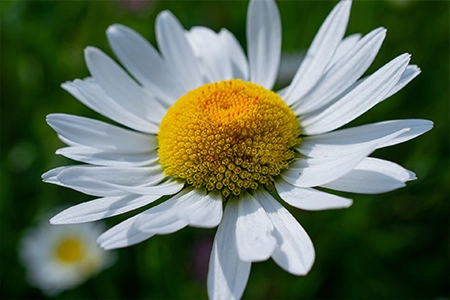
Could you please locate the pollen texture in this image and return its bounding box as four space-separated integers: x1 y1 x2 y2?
158 79 301 198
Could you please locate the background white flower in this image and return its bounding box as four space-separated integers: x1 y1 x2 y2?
20 220 115 296
40 0 433 299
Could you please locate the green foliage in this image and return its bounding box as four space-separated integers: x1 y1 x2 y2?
1 0 448 299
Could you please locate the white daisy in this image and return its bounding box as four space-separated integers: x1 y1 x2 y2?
20 220 114 296
43 0 432 299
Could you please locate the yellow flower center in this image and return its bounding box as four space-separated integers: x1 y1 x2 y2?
55 237 84 263
158 79 301 198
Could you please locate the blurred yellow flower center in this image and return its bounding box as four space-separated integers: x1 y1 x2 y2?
158 79 301 197
55 237 84 263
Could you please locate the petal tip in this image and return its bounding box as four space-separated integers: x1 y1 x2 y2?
49 216 59 224
84 46 103 63
407 170 417 181
409 64 421 72
157 10 173 21
84 46 96 55
106 23 123 34
343 198 354 208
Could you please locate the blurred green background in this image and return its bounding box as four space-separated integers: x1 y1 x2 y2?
1 0 448 299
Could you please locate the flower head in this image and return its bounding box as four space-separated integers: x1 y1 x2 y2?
43 0 432 298
20 220 115 295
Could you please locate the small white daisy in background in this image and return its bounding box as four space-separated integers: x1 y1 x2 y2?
20 220 115 296
43 0 432 299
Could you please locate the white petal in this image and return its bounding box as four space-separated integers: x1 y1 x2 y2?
276 179 352 210
322 157 416 194
135 197 188 234
85 47 167 126
255 190 315 275
234 193 276 262
301 53 410 135
58 164 163 186
97 213 154 249
383 64 421 100
342 64 421 110
379 119 433 148
299 119 433 157
173 188 223 228
62 78 158 134
51 166 182 197
218 28 249 80
276 85 289 99
47 113 156 152
57 134 79 147
207 202 251 300
50 194 162 224
282 128 409 187
247 0 281 89
293 27 386 113
56 146 159 167
106 24 184 107
156 11 203 91
284 0 351 105
42 166 68 185
186 27 233 82
327 33 362 70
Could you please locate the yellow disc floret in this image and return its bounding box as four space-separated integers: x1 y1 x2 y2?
55 237 84 264
158 79 301 198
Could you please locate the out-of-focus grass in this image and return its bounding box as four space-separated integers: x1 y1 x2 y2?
1 0 448 299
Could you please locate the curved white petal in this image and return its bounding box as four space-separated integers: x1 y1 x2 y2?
106 24 185 107
383 64 421 100
342 64 421 111
186 27 233 83
50 166 182 197
276 179 352 210
247 0 281 89
50 194 162 224
156 11 203 91
42 166 68 185
322 157 416 194
62 176 181 197
282 128 409 187
85 47 166 126
255 190 315 275
135 197 188 234
327 33 362 70
62 78 158 134
301 53 411 135
174 188 223 228
207 201 251 300
293 27 386 113
284 0 351 105
56 146 159 167
47 113 156 152
57 135 79 147
218 28 249 80
299 119 433 157
235 193 276 262
379 119 433 148
97 213 155 250
57 164 164 186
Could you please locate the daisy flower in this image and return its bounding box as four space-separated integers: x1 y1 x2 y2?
20 220 114 296
43 0 432 298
